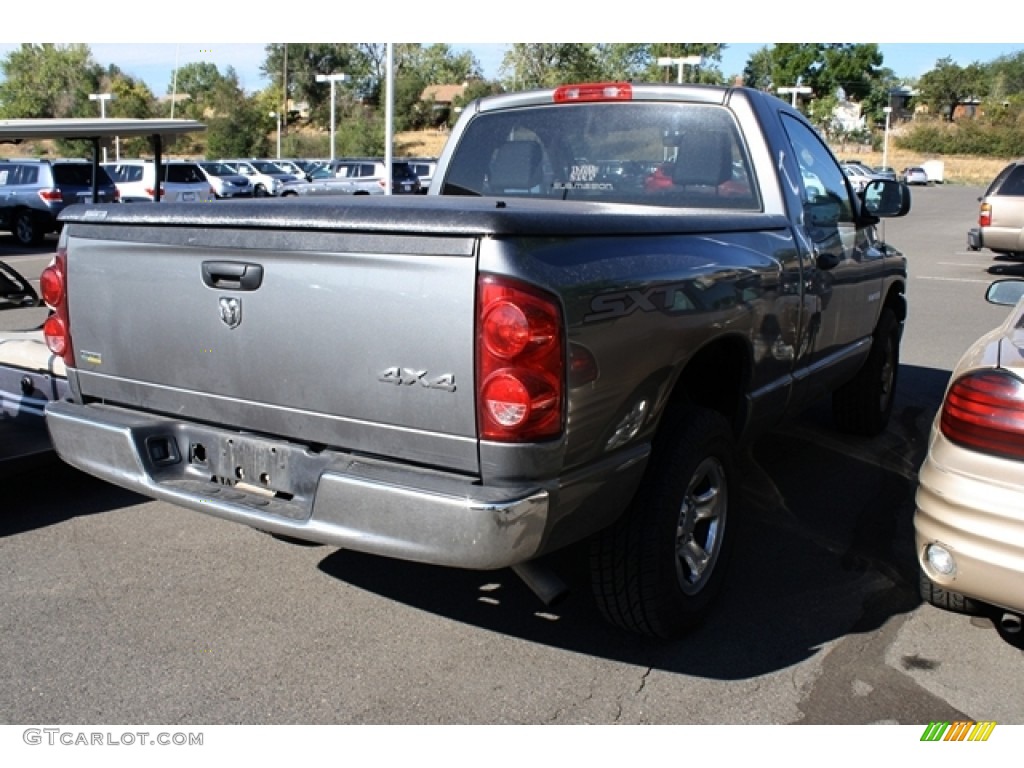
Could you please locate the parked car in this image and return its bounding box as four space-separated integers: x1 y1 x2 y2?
198 161 253 199
406 157 437 193
915 278 1024 639
841 163 875 193
840 161 880 178
324 158 422 195
264 159 307 182
290 159 326 178
801 169 826 200
873 165 898 180
278 166 347 197
967 158 1024 258
0 159 119 245
220 159 294 197
103 160 215 203
901 166 929 185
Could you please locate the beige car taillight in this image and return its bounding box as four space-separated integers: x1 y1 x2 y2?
941 370 1024 460
980 202 992 228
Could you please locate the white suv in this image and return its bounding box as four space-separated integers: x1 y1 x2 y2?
198 161 253 199
103 160 215 203
220 159 294 197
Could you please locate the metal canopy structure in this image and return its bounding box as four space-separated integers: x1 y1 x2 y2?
0 118 207 202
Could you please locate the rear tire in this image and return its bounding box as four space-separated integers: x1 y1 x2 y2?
832 307 900 436
254 184 268 198
13 210 42 246
590 406 736 639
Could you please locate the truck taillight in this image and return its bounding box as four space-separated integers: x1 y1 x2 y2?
38 188 62 202
940 370 1024 460
40 246 73 366
477 275 564 442
979 202 992 228
553 82 633 103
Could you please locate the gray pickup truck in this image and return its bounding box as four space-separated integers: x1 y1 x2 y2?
44 83 909 638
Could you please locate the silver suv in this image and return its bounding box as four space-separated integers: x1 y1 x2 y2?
0 159 119 246
103 160 215 203
324 158 421 195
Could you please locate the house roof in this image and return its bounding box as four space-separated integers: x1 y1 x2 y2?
421 84 467 104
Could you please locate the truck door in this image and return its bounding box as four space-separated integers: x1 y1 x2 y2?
779 115 880 383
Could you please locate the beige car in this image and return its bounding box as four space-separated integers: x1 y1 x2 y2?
916 278 1024 638
967 159 1024 257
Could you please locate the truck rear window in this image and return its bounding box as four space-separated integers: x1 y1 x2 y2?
441 102 759 210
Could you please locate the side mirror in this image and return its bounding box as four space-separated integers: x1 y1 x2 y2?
986 279 1024 307
861 178 911 218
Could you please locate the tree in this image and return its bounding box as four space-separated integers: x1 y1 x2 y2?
104 67 155 119
986 52 1024 101
100 65 156 158
450 80 505 127
262 43 369 124
742 46 774 91
858 67 904 127
918 57 989 121
389 45 485 130
820 44 883 102
499 44 605 89
747 43 882 104
0 44 102 119
405 44 481 85
498 43 729 89
596 44 650 81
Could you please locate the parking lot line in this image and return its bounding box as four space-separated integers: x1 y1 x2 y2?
913 276 992 283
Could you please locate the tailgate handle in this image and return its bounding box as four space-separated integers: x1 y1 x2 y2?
202 261 264 291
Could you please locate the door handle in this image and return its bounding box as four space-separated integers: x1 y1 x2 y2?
201 261 264 291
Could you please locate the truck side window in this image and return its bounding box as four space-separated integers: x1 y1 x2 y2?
780 114 853 224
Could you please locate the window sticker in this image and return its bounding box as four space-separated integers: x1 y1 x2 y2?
553 163 613 191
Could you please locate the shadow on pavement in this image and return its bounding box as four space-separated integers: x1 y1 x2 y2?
318 363 958 677
0 233 58 256
0 457 147 538
987 262 1024 277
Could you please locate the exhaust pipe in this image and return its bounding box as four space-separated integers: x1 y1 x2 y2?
512 562 569 607
999 612 1023 634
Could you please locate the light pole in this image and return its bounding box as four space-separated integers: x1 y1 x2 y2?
882 105 893 171
269 111 282 159
89 92 113 162
316 72 349 162
657 55 703 84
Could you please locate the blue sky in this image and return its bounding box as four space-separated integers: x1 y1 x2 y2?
1 42 1021 98
2 2 1022 96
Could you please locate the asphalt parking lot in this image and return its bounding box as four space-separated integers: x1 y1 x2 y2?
0 185 1022 734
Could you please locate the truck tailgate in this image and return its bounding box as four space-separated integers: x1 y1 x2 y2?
63 223 480 473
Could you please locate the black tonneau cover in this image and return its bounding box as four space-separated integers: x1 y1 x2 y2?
60 195 789 238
